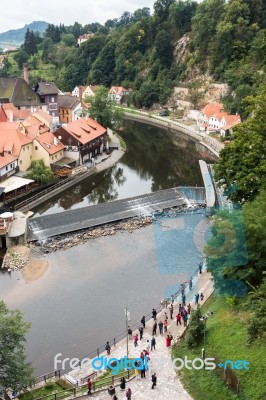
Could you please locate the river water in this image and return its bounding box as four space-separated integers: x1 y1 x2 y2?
0 121 215 375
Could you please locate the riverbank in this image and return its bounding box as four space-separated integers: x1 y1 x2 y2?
64 270 214 399
124 111 223 157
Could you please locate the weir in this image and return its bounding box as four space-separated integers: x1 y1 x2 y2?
27 187 206 241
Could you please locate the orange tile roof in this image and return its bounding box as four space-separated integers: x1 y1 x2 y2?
201 102 224 119
0 128 31 157
2 103 31 121
110 86 128 95
62 117 106 145
0 152 17 168
35 131 65 155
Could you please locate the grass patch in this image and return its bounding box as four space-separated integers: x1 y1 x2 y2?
172 295 266 400
115 132 127 150
19 381 62 400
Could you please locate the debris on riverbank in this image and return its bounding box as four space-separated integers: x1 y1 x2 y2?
33 203 205 254
2 245 30 271
34 216 154 253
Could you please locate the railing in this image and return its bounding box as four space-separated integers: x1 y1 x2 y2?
25 369 135 400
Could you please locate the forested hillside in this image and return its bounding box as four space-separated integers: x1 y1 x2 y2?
1 0 266 114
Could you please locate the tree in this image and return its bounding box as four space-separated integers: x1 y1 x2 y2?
61 33 76 47
186 306 205 348
13 49 29 69
24 29 37 56
85 86 124 130
214 89 266 203
26 159 54 184
154 29 174 67
89 40 116 86
154 0 175 24
0 301 34 390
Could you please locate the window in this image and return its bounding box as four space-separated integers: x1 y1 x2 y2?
20 160 22 164
35 146 38 150
52 156 54 160
51 96 55 102
23 147 25 151
50 104 57 110
6 166 8 171
55 154 57 159
10 164 13 169
27 146 29 150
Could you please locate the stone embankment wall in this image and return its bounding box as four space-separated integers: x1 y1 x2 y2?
124 112 223 157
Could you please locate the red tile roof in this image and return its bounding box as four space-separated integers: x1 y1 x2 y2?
0 152 17 168
62 117 106 145
35 131 65 155
2 103 31 121
201 102 224 119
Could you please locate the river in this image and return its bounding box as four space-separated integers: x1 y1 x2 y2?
0 121 215 375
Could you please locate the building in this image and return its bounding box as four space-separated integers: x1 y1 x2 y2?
0 77 42 110
55 117 107 165
77 33 94 46
197 102 241 134
109 86 130 104
34 81 60 124
58 95 82 124
72 85 99 102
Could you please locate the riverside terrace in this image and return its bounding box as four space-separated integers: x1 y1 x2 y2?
27 187 206 242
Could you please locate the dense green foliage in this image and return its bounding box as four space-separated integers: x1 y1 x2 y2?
173 296 266 400
85 86 124 129
26 159 54 184
2 0 266 111
186 306 205 348
0 301 34 390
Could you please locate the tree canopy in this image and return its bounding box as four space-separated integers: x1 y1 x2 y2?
214 89 266 203
85 86 124 130
0 301 34 390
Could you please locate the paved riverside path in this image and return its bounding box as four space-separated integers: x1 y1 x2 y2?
28 188 193 241
66 270 213 400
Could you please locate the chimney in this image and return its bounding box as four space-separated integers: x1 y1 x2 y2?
23 63 29 84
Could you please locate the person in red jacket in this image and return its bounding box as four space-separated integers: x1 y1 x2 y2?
176 313 181 326
87 378 92 394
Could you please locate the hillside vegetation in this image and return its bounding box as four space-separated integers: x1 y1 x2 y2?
1 0 266 115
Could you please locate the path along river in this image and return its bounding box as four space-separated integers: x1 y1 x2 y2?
0 120 216 375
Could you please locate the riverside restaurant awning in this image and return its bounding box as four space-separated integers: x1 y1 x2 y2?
0 176 34 193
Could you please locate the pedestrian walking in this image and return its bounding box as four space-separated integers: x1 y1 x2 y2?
133 334 139 347
187 303 191 315
176 313 181 326
87 378 92 395
183 313 188 327
163 311 168 320
151 373 157 389
146 339 150 352
120 377 126 390
182 294 186 306
169 303 174 319
139 325 144 340
179 303 182 313
199 262 203 274
189 277 192 290
126 388 132 399
152 321 157 335
140 364 146 378
195 293 199 304
200 292 204 302
105 341 111 355
128 326 132 339
158 320 163 335
163 319 168 333
141 315 146 329
166 334 171 347
151 336 156 351
152 308 157 320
